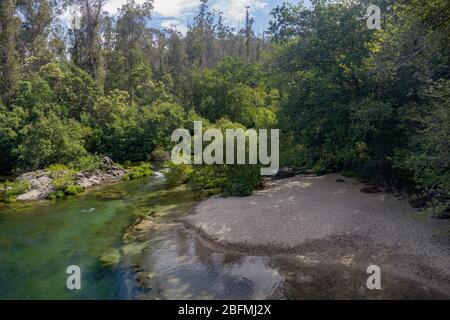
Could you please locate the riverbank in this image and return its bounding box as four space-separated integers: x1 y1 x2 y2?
0 158 156 203
180 173 450 296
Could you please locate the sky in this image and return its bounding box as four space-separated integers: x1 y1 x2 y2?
98 0 310 34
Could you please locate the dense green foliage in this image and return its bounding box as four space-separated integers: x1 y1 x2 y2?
268 0 449 214
0 0 448 212
123 163 154 181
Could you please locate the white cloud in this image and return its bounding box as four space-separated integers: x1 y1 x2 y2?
154 0 199 17
103 0 200 17
212 0 268 25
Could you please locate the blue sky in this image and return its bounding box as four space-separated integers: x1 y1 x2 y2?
99 0 311 34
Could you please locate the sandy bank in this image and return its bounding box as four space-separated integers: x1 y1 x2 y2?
181 174 450 293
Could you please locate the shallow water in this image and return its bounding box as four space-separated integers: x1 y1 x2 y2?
0 176 447 300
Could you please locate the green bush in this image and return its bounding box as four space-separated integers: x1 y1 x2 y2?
149 148 170 162
69 155 103 172
189 164 261 198
48 191 65 200
165 162 193 187
0 180 32 202
64 185 84 196
221 165 261 197
51 171 76 191
123 163 154 181
47 164 71 172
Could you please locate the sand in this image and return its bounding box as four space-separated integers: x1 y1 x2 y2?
181 173 450 294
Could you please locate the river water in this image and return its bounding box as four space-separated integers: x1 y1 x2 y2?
0 175 283 299
0 175 447 299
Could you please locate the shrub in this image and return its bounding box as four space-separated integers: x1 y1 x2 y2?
189 164 261 198
47 164 71 172
51 171 76 191
0 180 32 202
48 191 65 200
64 185 84 196
165 162 193 187
149 148 170 162
69 155 103 172
123 163 154 181
123 160 132 167
221 165 261 197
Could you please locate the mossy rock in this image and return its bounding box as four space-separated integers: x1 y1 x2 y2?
99 248 122 266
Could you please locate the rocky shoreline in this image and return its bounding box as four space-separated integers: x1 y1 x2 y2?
10 157 128 201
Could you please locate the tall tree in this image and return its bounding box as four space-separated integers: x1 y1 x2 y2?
16 0 53 70
244 6 254 62
70 0 106 89
0 0 21 104
107 0 154 104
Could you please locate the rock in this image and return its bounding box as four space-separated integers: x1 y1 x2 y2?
99 248 121 266
101 156 115 169
14 163 128 201
336 179 346 183
360 186 383 194
16 189 44 201
75 168 127 189
135 271 153 290
273 167 296 180
14 171 54 201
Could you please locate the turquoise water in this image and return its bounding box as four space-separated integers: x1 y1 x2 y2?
0 177 168 299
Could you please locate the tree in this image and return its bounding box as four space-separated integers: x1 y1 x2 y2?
70 0 106 89
105 0 154 103
14 111 88 172
16 0 53 71
0 0 21 104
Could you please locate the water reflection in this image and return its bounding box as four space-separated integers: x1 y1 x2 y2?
134 224 284 300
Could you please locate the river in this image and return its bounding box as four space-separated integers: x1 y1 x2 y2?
0 174 447 299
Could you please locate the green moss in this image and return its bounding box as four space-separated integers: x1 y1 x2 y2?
123 163 154 181
48 191 65 200
0 180 32 203
64 185 84 196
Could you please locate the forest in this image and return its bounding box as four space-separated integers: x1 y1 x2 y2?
0 0 449 215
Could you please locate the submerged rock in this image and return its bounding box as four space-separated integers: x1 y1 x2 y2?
99 248 122 266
